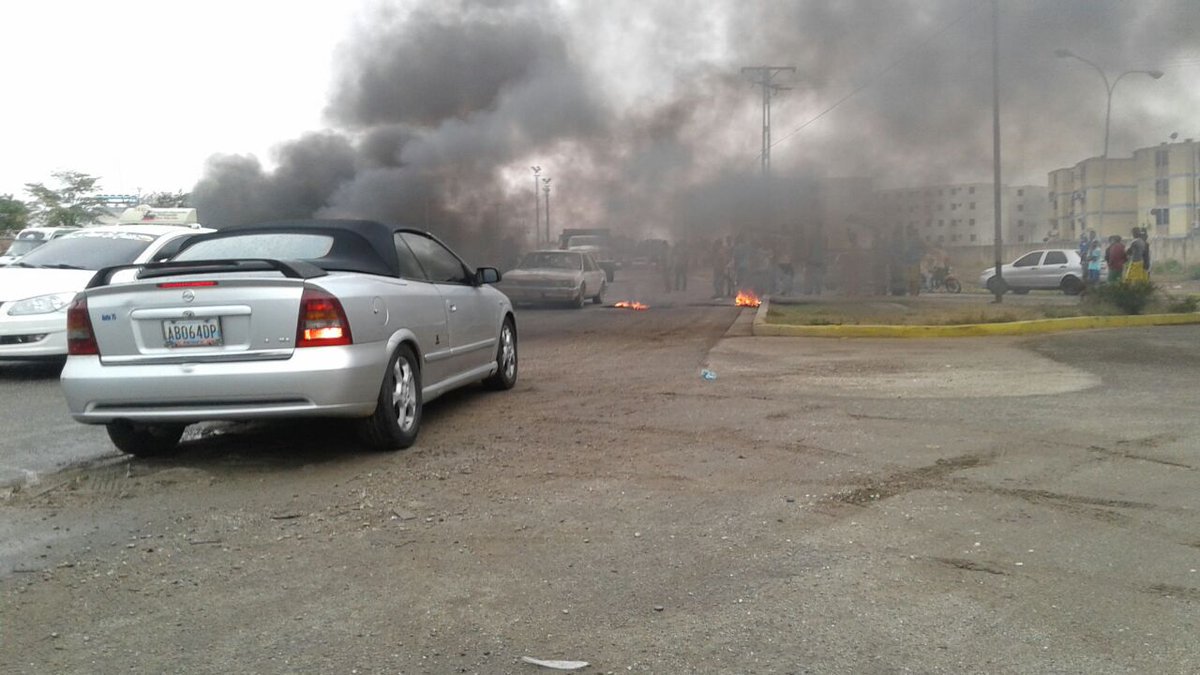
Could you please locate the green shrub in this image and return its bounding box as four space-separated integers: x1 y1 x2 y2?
1187 264 1200 281
1165 294 1200 313
1155 259 1183 275
1083 281 1158 315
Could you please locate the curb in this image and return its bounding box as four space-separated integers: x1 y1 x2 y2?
752 297 1200 338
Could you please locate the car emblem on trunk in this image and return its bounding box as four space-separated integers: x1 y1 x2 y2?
182 290 195 302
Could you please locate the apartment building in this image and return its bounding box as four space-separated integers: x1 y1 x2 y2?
875 183 1049 247
1049 138 1200 241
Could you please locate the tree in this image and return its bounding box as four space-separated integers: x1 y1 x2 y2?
143 190 192 208
24 171 108 227
0 194 30 232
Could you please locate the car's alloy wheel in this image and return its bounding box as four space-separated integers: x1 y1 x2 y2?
358 344 421 451
483 318 518 391
105 420 186 457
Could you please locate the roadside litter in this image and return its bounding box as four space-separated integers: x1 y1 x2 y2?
700 369 717 381
521 656 590 670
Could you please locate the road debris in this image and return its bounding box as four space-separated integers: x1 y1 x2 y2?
520 656 590 670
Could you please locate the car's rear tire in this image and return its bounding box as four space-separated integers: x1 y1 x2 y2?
592 282 606 304
1060 276 1084 295
483 318 518 391
357 344 421 451
945 278 962 294
106 420 185 457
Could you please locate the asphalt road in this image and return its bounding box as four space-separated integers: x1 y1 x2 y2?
1 267 1197 673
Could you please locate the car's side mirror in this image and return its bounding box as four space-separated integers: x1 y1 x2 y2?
476 267 501 285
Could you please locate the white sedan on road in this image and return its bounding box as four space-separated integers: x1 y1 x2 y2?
497 249 607 307
0 224 212 359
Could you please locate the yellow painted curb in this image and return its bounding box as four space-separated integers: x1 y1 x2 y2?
752 297 1200 338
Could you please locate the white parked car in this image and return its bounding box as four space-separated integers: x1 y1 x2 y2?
498 249 607 307
979 248 1090 295
0 227 81 266
0 224 211 359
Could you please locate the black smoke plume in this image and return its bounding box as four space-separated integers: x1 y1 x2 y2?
193 0 1200 258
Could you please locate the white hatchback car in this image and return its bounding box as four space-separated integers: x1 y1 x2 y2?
978 248 1090 295
0 224 212 359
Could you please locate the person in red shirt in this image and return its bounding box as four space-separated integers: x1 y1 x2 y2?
1104 234 1127 283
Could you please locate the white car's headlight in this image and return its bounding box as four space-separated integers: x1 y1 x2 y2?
6 292 77 316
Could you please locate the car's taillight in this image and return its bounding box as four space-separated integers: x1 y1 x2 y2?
66 295 99 356
296 288 353 347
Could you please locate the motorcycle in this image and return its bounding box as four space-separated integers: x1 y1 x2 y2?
926 265 962 293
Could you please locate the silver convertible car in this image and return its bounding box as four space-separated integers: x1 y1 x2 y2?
60 219 518 456
497 249 607 307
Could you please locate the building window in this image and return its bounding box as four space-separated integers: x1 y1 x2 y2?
1018 235 1026 242
937 204 943 211
937 235 944 242
1156 178 1169 196
969 219 975 227
1156 149 1169 168
970 202 975 210
1017 204 1024 211
1151 208 1169 226
1017 188 1024 197
951 203 957 210
938 219 944 227
1017 219 1024 228
970 234 977 242
969 186 975 194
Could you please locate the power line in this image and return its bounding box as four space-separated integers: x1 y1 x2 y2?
757 1 985 165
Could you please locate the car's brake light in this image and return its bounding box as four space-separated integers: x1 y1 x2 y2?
296 288 352 347
66 296 99 356
157 281 218 288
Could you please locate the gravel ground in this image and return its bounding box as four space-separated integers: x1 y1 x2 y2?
2 269 1197 674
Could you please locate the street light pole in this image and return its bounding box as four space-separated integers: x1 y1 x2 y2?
531 166 541 247
542 178 552 247
1055 49 1163 237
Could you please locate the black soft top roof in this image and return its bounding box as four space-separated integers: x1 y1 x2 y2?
178 219 426 277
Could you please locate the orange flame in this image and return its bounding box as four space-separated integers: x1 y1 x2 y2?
734 290 761 308
613 301 649 310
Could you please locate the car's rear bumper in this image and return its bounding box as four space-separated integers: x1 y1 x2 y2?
61 342 386 424
500 286 579 303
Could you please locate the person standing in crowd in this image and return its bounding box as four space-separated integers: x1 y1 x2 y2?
710 237 730 299
1086 240 1102 286
671 240 689 291
1124 227 1148 283
732 234 751 292
1078 229 1096 279
661 241 675 292
775 237 795 296
1140 227 1151 279
1104 234 1126 284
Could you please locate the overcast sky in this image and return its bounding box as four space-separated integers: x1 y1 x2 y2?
3 1 1198 244
0 0 356 197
